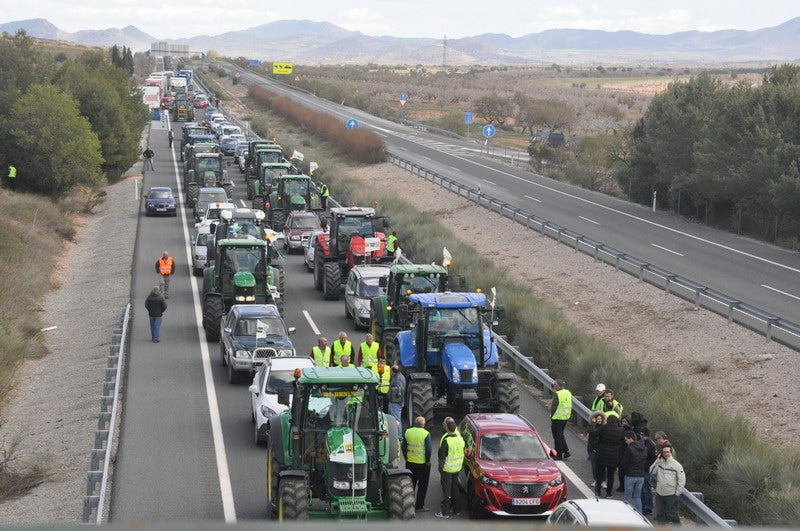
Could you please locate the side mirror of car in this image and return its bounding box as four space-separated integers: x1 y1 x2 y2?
248 384 258 395
277 387 291 406
288 327 296 335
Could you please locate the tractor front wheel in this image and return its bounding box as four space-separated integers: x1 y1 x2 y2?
278 477 309 520
203 295 223 342
386 475 415 520
495 378 520 414
406 378 433 428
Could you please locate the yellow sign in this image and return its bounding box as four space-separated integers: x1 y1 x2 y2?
272 62 293 75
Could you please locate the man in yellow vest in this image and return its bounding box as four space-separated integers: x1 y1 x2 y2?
591 383 606 411
332 331 352 367
373 362 390 411
386 231 399 257
311 337 331 367
7 165 16 191
154 250 175 299
319 182 329 210
357 333 381 370
550 379 573 460
436 417 465 519
403 416 432 512
602 388 623 418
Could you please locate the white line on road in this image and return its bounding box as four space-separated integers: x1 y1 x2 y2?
303 310 321 335
762 284 800 302
651 243 684 257
171 123 238 523
524 195 541 203
482 178 496 185
557 461 595 499
579 216 599 225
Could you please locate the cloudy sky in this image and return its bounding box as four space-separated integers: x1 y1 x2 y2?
5 1 798 40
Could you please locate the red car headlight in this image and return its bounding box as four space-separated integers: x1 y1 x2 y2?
549 474 564 487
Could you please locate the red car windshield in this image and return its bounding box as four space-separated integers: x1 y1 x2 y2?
479 432 548 461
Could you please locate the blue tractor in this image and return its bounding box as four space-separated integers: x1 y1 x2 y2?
394 292 519 426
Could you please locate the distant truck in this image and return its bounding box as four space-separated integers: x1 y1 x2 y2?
170 76 188 95
142 85 161 110
178 69 193 91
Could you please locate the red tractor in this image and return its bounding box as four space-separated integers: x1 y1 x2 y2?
313 207 391 300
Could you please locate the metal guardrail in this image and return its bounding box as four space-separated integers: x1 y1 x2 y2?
387 151 800 353
82 303 130 524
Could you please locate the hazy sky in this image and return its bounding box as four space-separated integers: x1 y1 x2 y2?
5 1 798 40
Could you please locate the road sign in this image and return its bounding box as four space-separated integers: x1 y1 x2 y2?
465 112 474 125
346 119 359 129
400 92 408 101
400 100 407 107
248 59 260 66
483 124 496 138
272 62 293 75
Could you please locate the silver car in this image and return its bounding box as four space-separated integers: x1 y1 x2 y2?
303 229 327 272
190 225 211 276
344 265 390 329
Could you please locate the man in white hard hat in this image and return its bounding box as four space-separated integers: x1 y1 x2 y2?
591 383 606 411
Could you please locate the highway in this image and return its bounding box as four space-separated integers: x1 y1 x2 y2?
109 112 596 524
233 66 800 326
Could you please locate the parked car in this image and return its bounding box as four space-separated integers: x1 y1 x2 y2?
191 225 212 276
233 142 250 166
144 186 177 217
237 149 249 173
196 200 236 226
344 265 390 329
220 135 240 156
283 211 322 253
248 356 315 445
193 95 209 108
547 499 652 527
220 304 296 384
457 413 566 518
303 228 327 271
160 95 175 110
193 187 228 221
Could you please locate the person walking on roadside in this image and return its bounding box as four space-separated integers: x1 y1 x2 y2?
639 427 658 516
587 410 606 488
155 250 175 299
311 337 331 367
145 285 167 343
388 364 406 432
436 417 465 519
403 416 432 512
168 129 174 148
6 164 16 191
332 331 353 367
650 444 685 524
143 146 155 171
357 333 381 370
319 182 329 210
595 415 625 498
550 379 572 460
386 231 399 257
591 383 606 411
621 431 648 514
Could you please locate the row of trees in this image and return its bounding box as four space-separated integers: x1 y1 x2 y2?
474 92 576 135
619 65 800 243
0 31 148 198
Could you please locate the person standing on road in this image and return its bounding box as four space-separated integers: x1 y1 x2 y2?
639 427 658 516
332 331 353 367
143 146 155 171
357 333 381 370
168 129 174 148
319 182 329 210
591 383 606 411
650 444 685 524
155 250 175 299
587 410 606 488
311 337 331 367
6 164 16 191
602 388 623 418
388 364 405 433
403 416 432 512
621 431 648 514
595 415 625 498
550 379 572 460
386 231 399 257
435 417 465 519
145 285 167 343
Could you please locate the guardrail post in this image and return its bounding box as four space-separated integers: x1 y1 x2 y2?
665 274 676 294
766 318 779 342
557 228 564 244
574 236 582 252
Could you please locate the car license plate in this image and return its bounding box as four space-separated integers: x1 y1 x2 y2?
157 207 166 211
512 498 540 506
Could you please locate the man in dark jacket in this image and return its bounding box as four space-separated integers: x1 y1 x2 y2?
145 285 167 342
621 431 648 514
640 427 658 515
595 415 625 498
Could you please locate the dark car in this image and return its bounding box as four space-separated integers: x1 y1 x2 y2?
282 211 322 253
144 186 177 217
219 304 296 384
457 413 566 518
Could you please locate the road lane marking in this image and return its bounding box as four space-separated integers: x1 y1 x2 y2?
651 243 684 257
525 195 541 203
482 179 496 185
303 310 321 335
556 461 594 499
762 284 800 302
171 128 238 523
579 216 599 225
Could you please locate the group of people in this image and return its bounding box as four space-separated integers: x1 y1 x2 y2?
552 379 686 524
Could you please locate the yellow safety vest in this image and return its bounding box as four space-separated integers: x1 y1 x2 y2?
386 234 398 252
312 346 331 367
8 166 16 179
441 433 465 473
373 366 390 394
591 395 604 411
333 340 352 366
404 427 429 464
552 388 573 420
440 427 460 446
360 341 379 368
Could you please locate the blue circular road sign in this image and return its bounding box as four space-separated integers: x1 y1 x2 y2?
346 119 359 129
483 124 496 138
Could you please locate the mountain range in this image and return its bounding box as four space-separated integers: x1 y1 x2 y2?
2 17 800 64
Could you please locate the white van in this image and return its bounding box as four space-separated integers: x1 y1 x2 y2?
191 225 212 276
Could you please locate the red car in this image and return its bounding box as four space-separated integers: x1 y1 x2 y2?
457 413 567 518
160 96 174 110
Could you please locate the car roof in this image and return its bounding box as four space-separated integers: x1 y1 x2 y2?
558 499 652 527
231 304 281 318
267 356 314 370
466 413 535 433
351 265 391 278
148 186 173 192
288 211 318 219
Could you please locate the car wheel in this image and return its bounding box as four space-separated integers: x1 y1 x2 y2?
467 482 483 519
220 342 227 367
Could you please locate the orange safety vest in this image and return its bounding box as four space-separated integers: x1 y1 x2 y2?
158 256 174 275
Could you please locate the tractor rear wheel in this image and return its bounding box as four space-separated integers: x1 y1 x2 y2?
407 378 433 428
495 379 520 414
278 477 309 520
247 180 257 200
323 262 342 300
203 295 223 342
386 475 415 520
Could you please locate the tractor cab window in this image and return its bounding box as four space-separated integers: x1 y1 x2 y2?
226 221 261 240
283 179 308 197
258 151 282 165
399 274 440 298
221 247 265 292
336 216 374 249
196 157 218 172
427 307 481 354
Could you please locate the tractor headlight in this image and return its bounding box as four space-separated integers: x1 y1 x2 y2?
235 294 255 302
333 481 350 489
260 405 276 418
352 480 367 489
472 367 478 383
451 366 459 382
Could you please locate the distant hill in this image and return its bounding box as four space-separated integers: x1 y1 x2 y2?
3 17 800 64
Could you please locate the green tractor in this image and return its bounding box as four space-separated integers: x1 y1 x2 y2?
185 152 233 207
244 142 286 190
261 174 321 230
267 366 414 520
247 161 293 200
201 238 282 341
